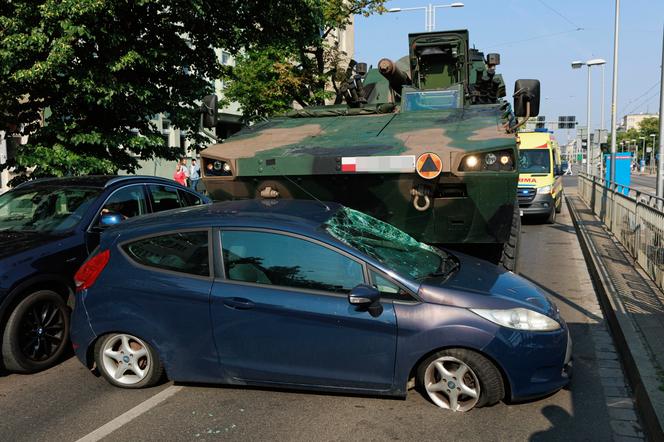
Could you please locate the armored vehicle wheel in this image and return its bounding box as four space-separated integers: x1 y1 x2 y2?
499 202 521 273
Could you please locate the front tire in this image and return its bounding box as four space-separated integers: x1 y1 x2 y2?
499 202 521 272
417 348 504 411
2 290 70 372
94 333 163 388
545 203 557 224
555 191 563 214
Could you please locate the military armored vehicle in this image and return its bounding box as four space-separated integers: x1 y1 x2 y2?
199 30 540 270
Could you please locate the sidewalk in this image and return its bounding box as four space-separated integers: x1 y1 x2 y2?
568 194 664 440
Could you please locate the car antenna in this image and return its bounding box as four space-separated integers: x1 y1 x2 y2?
277 171 330 211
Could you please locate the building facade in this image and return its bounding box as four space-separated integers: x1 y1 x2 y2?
622 113 659 131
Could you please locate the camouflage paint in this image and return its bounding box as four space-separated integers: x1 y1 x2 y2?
201 30 521 256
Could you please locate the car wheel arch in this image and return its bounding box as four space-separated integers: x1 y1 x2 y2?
1 275 73 325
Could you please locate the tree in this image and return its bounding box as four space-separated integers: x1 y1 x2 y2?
224 0 387 122
615 117 659 158
0 0 325 183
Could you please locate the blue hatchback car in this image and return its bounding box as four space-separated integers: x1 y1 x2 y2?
71 200 571 411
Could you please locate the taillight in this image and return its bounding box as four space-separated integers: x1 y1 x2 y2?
74 249 110 293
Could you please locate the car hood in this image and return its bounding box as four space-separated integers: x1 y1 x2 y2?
418 253 557 317
0 230 69 261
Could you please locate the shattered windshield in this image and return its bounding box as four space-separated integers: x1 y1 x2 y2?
0 186 101 233
324 207 445 280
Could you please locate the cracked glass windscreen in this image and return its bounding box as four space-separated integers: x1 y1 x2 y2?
324 207 445 280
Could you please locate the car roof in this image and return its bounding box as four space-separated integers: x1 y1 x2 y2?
106 199 342 238
13 175 184 190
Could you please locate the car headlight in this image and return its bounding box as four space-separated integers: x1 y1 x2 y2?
537 185 552 194
470 307 560 331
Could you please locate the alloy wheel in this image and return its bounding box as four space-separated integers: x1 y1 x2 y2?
18 300 66 362
100 334 152 386
423 356 481 411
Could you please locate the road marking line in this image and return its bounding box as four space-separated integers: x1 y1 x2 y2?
76 385 183 442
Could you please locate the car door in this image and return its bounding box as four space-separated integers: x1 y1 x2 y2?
210 229 398 391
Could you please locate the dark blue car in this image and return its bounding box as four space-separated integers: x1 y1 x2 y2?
0 176 209 373
71 200 571 411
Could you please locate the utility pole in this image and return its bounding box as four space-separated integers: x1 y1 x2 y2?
657 25 664 200
586 67 592 175
609 0 620 184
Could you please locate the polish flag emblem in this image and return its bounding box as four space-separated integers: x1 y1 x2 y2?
341 157 356 172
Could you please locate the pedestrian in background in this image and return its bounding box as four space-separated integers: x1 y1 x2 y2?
179 158 190 186
189 158 200 191
173 163 187 186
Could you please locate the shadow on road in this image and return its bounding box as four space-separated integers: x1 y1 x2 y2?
529 405 574 441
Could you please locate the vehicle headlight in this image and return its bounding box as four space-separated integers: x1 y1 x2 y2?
465 155 479 168
537 185 552 194
470 307 560 331
459 150 514 172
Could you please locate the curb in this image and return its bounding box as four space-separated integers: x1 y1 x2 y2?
567 196 664 441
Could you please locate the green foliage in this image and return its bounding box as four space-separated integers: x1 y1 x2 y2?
0 0 324 183
224 0 387 122
615 117 660 158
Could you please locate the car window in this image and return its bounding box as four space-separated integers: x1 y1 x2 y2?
518 150 551 174
369 269 415 301
149 185 183 212
178 189 203 207
221 230 364 294
98 185 148 224
0 186 102 232
123 231 210 277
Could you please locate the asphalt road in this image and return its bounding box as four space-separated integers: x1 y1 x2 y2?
630 173 657 192
0 183 640 441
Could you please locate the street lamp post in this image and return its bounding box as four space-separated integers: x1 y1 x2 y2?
388 2 464 32
572 58 606 175
631 138 637 167
651 133 657 174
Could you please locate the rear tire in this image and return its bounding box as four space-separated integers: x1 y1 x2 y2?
417 348 504 411
2 290 70 373
94 333 164 388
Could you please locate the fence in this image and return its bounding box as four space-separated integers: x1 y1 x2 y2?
578 173 664 292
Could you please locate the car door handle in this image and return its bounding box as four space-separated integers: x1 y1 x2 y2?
222 297 255 310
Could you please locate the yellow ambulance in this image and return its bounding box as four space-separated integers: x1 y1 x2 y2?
517 131 564 223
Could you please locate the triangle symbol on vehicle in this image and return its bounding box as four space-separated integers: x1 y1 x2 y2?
420 154 439 172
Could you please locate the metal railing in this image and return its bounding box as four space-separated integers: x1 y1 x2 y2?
578 173 664 292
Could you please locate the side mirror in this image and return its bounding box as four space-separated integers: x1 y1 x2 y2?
348 284 380 307
201 94 218 128
100 212 123 227
513 79 540 118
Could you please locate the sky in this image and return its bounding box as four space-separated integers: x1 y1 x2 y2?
354 0 663 144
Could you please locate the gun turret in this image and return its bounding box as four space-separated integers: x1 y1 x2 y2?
378 58 411 96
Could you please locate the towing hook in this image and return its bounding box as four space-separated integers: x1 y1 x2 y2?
410 187 431 212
